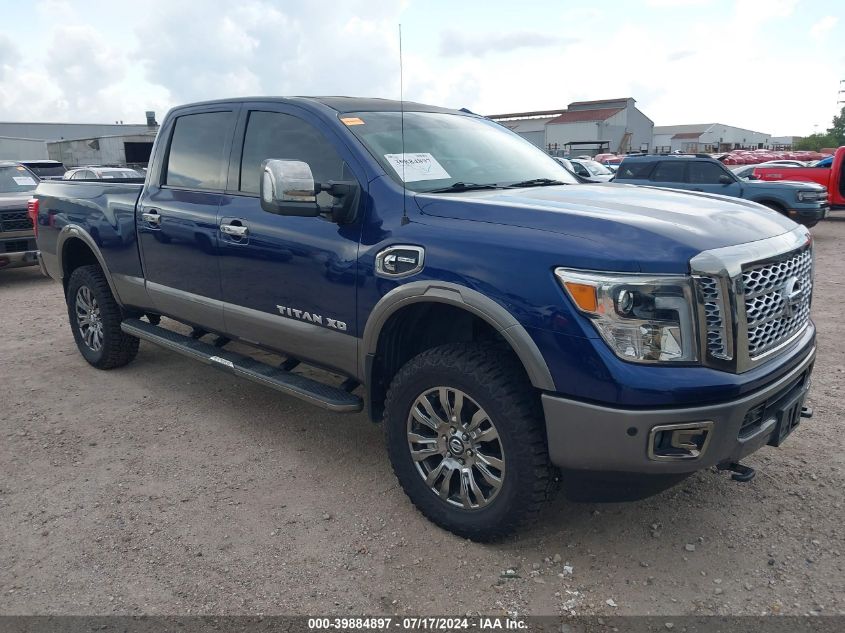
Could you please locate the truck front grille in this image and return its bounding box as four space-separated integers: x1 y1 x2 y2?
697 276 730 360
742 248 812 358
0 209 32 233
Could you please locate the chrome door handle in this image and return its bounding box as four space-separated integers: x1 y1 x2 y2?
141 211 161 224
220 223 248 237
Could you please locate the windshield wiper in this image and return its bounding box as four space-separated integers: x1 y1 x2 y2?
506 178 570 188
426 182 502 193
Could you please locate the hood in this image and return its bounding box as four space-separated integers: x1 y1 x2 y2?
745 179 826 191
0 191 35 211
415 183 797 270
584 174 615 183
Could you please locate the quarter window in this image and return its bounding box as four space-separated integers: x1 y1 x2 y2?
165 111 235 190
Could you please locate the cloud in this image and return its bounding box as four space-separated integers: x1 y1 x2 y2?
810 15 838 40
439 29 573 57
667 50 694 62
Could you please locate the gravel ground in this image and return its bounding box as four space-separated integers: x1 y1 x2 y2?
1 219 843 617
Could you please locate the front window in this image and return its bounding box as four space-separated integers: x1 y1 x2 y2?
0 166 38 193
343 111 577 192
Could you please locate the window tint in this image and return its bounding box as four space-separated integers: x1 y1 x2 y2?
651 161 687 183
688 161 726 184
617 161 654 179
239 111 348 196
165 111 235 190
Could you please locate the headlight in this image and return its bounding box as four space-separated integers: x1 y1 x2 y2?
796 190 826 202
555 268 698 363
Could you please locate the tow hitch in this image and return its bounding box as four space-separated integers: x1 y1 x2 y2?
801 405 813 419
718 462 756 482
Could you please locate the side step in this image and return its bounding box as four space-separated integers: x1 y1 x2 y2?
121 318 363 413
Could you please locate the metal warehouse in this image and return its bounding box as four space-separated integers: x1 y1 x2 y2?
47 132 157 168
652 123 778 153
488 97 655 156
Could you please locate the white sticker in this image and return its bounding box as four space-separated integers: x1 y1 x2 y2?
12 176 36 186
384 153 451 182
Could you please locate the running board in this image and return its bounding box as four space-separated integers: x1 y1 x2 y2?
121 318 363 413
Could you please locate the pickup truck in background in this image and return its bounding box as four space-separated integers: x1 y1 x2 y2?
33 97 817 540
0 161 39 270
753 146 845 210
615 154 829 226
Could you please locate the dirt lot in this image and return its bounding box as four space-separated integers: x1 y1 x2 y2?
1 220 844 618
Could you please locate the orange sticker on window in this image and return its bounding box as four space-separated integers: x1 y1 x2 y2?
340 117 365 126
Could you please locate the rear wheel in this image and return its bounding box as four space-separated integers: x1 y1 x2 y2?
66 265 139 369
384 342 556 541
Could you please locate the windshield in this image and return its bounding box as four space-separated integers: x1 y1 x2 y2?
343 111 577 192
577 160 613 176
0 166 38 193
98 170 142 179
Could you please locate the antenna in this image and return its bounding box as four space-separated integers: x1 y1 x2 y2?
399 23 409 226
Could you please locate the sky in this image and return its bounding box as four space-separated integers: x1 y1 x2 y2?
0 0 843 136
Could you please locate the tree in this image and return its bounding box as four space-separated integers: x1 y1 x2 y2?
794 105 845 150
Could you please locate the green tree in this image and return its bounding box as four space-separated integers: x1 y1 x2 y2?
795 105 845 150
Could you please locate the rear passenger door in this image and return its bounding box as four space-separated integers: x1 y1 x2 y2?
216 104 365 377
137 106 238 332
686 160 743 196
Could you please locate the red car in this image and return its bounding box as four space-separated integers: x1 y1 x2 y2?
753 146 845 209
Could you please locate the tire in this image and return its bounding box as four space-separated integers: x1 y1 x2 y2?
66 264 139 369
383 342 556 541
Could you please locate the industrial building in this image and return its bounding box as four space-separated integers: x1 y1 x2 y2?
0 112 159 165
652 123 779 153
488 97 655 156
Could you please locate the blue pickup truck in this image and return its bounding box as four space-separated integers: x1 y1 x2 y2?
614 153 829 227
32 97 816 540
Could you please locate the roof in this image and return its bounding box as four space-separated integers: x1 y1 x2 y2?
672 132 703 139
486 109 568 120
172 96 459 116
568 97 633 107
547 108 623 124
653 124 713 135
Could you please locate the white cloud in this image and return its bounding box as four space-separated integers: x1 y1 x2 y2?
439 30 574 57
810 15 838 40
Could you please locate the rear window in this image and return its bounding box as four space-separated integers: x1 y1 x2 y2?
165 111 235 190
21 162 65 178
0 166 38 193
651 161 687 183
616 161 654 179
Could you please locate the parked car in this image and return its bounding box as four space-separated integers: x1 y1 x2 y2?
0 161 38 270
63 166 144 180
567 158 615 182
616 154 828 226
33 96 817 540
752 147 844 210
17 159 66 180
732 161 807 180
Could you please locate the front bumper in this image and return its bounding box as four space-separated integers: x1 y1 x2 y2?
788 205 828 225
0 249 39 270
542 344 815 474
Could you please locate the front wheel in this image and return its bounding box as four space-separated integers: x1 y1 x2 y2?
383 343 556 541
66 265 139 369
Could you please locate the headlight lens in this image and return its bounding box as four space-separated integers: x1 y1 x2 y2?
555 268 698 363
796 190 826 202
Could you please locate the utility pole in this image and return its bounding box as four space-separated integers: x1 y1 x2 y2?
839 79 844 105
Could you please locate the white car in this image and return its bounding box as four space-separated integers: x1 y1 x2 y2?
63 166 144 180
731 161 806 180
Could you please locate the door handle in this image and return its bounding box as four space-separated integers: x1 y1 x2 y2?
220 223 248 238
141 210 161 225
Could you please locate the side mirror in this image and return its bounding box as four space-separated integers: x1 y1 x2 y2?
260 159 320 217
747 174 759 181
718 174 733 185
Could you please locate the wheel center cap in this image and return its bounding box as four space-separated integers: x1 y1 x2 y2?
448 437 465 456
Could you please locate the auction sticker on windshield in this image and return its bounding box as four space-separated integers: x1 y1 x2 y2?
13 176 36 186
384 153 451 182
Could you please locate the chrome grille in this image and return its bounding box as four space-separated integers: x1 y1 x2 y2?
697 276 730 359
742 248 812 358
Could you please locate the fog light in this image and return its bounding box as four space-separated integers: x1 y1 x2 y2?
648 421 714 461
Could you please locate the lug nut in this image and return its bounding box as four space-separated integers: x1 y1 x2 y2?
450 427 456 434
462 433 469 441
466 450 473 456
